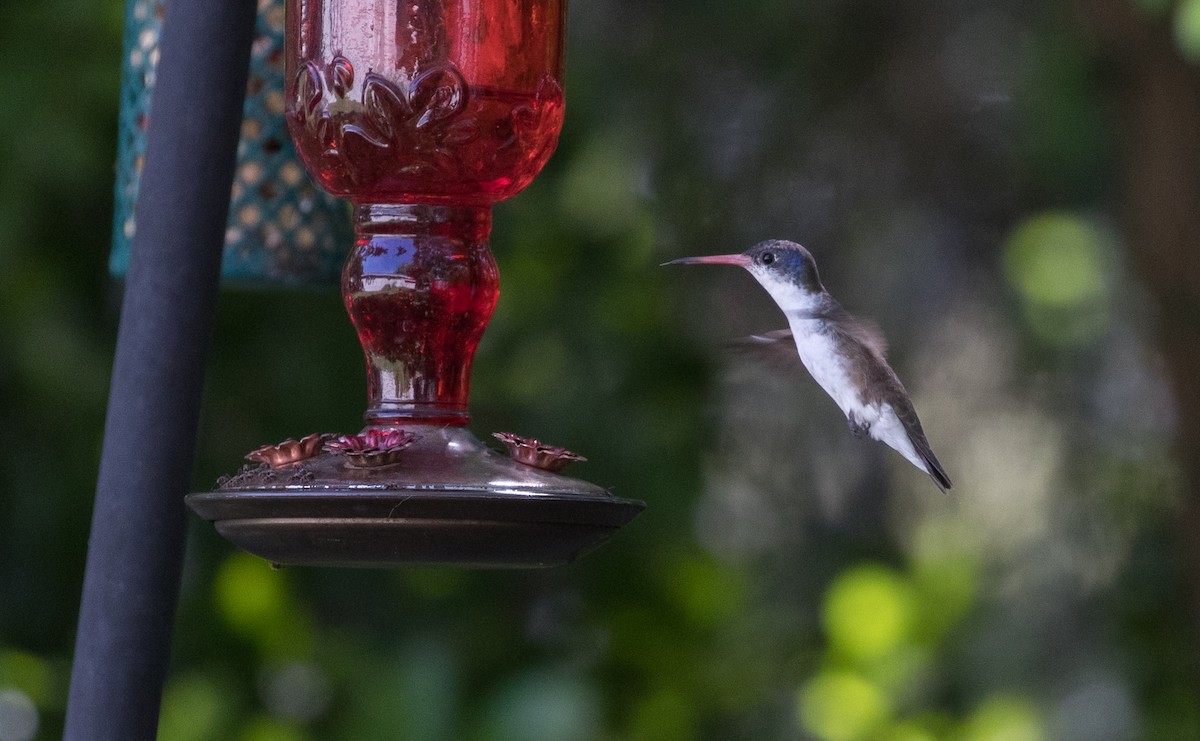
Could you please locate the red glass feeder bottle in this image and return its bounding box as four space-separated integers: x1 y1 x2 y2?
187 0 643 568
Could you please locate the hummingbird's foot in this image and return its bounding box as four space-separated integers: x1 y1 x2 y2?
847 413 870 440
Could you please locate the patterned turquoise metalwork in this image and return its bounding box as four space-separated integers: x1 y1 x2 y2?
111 0 350 286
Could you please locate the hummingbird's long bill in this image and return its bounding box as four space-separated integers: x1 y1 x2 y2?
662 254 753 267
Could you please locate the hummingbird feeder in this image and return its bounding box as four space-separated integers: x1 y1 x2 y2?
184 0 644 567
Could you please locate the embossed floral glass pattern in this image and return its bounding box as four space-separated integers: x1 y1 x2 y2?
283 0 565 426
285 0 564 205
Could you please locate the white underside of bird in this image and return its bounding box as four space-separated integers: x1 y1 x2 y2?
785 313 929 476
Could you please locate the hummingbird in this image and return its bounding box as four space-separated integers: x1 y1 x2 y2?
665 239 952 493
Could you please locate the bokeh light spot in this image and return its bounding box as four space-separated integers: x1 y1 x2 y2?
214 552 289 634
0 651 54 708
628 687 698 741
822 564 916 662
1175 0 1200 61
665 552 747 629
1003 211 1113 346
212 553 313 658
797 670 890 741
1003 212 1107 309
476 670 601 741
880 719 938 741
157 673 232 741
237 715 312 741
0 688 38 741
258 661 332 723
962 695 1045 741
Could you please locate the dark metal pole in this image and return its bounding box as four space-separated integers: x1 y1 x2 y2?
64 0 256 737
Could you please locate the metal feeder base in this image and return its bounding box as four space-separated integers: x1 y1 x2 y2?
186 427 644 568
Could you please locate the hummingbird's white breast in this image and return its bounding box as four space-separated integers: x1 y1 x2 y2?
784 314 870 421
749 271 865 416
785 312 928 474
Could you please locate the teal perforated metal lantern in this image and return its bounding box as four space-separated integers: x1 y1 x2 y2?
111 0 350 286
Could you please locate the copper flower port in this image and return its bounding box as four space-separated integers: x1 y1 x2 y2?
492 432 587 473
325 428 416 468
245 433 328 468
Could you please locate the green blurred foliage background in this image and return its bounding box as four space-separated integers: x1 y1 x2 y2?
4 0 1200 739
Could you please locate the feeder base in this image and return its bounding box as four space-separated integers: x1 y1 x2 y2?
186 427 644 568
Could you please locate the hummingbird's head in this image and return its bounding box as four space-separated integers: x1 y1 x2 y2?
742 240 823 295
664 239 825 311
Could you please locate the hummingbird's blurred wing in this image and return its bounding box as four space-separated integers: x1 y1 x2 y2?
733 328 795 347
844 317 888 359
725 329 808 375
822 308 888 359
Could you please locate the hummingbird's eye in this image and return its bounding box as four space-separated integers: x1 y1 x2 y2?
760 251 776 265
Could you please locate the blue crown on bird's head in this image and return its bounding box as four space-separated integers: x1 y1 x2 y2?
744 240 823 293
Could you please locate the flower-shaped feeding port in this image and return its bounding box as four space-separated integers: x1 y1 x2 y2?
325 428 416 468
245 433 328 468
493 432 587 473
190 426 643 568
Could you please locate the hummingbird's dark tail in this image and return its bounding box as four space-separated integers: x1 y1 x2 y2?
921 449 952 494
892 397 952 494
